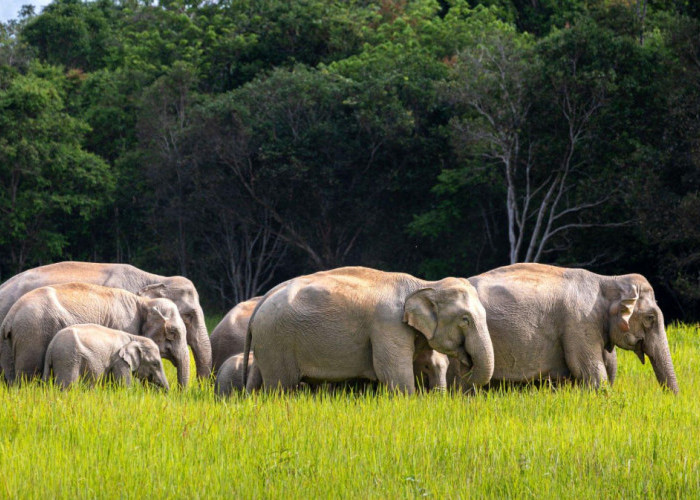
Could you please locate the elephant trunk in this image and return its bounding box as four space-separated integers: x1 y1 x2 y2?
429 351 448 392
431 370 447 392
188 307 212 379
160 376 171 392
174 343 191 388
644 328 679 394
460 322 494 387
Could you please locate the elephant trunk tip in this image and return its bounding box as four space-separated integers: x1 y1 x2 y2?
460 332 495 388
645 336 679 395
665 380 679 395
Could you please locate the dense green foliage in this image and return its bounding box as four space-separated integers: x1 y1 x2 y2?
1 0 700 318
0 322 697 496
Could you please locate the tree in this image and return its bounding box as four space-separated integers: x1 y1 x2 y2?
440 22 627 265
136 62 199 276
0 6 36 72
0 67 114 278
21 0 116 71
208 64 416 270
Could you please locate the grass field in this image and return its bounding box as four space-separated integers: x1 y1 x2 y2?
0 322 698 498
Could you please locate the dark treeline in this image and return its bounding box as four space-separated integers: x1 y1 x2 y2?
1 0 700 319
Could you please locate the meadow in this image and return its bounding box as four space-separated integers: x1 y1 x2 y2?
0 321 698 498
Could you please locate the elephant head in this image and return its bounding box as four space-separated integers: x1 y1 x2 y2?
404 278 494 387
413 349 449 391
118 339 170 391
139 277 212 379
140 297 190 387
606 275 678 394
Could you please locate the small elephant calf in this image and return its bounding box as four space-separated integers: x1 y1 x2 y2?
215 353 262 397
43 324 170 390
414 349 450 392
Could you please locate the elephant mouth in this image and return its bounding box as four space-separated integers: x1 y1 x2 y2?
459 351 473 371
633 339 645 364
146 377 169 391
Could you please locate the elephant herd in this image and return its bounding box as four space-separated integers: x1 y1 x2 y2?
0 261 680 395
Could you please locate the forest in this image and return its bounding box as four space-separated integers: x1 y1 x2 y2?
1 0 700 319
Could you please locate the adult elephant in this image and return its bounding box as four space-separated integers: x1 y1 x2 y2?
243 266 494 393
210 296 262 373
216 295 451 391
467 263 678 393
1 282 190 386
0 262 211 379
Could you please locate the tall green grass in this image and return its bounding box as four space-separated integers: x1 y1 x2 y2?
0 323 698 498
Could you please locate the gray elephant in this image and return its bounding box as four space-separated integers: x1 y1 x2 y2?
0 261 211 379
214 297 450 392
467 263 678 393
210 296 262 373
1 282 190 386
43 324 170 390
215 353 261 397
413 336 449 392
244 266 493 394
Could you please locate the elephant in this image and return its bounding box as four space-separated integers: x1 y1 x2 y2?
243 266 494 394
43 324 170 390
214 352 261 397
413 348 450 392
210 296 262 373
213 295 449 391
467 263 678 393
0 261 211 379
1 282 190 386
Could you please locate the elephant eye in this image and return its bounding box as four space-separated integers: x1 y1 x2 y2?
461 315 472 327
644 314 655 328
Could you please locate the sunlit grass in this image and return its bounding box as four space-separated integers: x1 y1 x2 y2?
0 323 698 497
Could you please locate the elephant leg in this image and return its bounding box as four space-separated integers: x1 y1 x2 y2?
0 338 15 384
256 351 301 392
247 363 263 391
371 337 415 394
562 329 609 389
603 348 617 386
53 366 80 390
564 348 608 388
14 344 45 384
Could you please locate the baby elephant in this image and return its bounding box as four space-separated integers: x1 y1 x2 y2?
215 353 261 397
414 349 450 392
43 324 170 390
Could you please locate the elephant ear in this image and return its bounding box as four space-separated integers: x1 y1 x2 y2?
607 281 640 349
138 283 167 298
118 343 142 371
163 323 176 341
150 306 175 339
404 288 438 340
